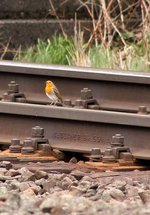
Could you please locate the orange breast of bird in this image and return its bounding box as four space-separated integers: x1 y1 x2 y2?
45 83 53 94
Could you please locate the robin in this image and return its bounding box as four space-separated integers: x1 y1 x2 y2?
45 80 63 105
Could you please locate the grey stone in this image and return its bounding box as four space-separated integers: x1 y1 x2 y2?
40 193 94 213
18 167 36 182
112 180 127 191
28 181 41 191
69 186 84 196
83 189 96 198
109 188 125 201
79 180 92 190
133 180 140 186
35 170 48 180
35 178 46 186
21 188 36 196
40 195 60 212
69 157 78 164
48 173 65 181
126 185 139 197
42 179 57 192
138 190 150 204
5 169 21 177
0 202 13 213
125 177 134 186
70 170 86 180
0 186 8 200
102 190 112 202
50 207 68 215
0 168 7 175
61 176 74 189
19 194 39 213
0 174 11 181
81 175 95 182
18 182 30 192
8 180 20 191
0 161 13 170
6 192 21 210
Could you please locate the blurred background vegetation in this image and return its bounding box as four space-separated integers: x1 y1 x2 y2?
4 0 150 71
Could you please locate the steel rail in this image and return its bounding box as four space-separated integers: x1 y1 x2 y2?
0 61 150 112
0 101 150 159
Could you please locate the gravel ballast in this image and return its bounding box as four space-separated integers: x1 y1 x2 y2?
0 161 150 215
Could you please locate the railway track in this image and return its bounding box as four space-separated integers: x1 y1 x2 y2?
0 60 150 164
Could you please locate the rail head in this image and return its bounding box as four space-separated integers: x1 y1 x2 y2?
1 101 150 127
0 60 150 84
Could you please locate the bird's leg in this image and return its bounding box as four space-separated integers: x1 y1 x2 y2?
54 101 57 106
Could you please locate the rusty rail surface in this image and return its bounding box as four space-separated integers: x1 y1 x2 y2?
0 60 150 113
0 101 150 160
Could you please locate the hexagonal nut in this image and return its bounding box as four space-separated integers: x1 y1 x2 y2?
2 92 15 102
8 81 19 93
102 147 116 163
31 126 44 138
112 134 124 146
91 148 101 158
10 138 21 146
138 106 148 115
81 88 93 100
38 144 52 155
74 99 84 108
22 139 34 147
63 99 72 107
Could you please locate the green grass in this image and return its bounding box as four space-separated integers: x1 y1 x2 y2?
15 37 74 65
88 45 115 69
14 35 150 72
88 44 150 72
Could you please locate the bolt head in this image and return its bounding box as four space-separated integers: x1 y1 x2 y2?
32 126 44 138
74 99 83 108
23 139 33 147
90 148 102 161
111 134 124 147
102 147 116 163
8 81 19 93
91 148 101 156
138 106 148 114
81 88 93 100
63 99 72 107
11 138 21 146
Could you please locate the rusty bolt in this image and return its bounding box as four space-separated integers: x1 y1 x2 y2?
102 147 116 163
31 126 44 138
63 99 73 107
16 97 26 103
8 81 19 93
81 88 93 100
119 152 133 161
38 144 52 156
2 92 15 102
21 139 35 154
90 148 102 161
9 138 21 153
74 99 84 108
138 106 148 115
111 134 124 147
